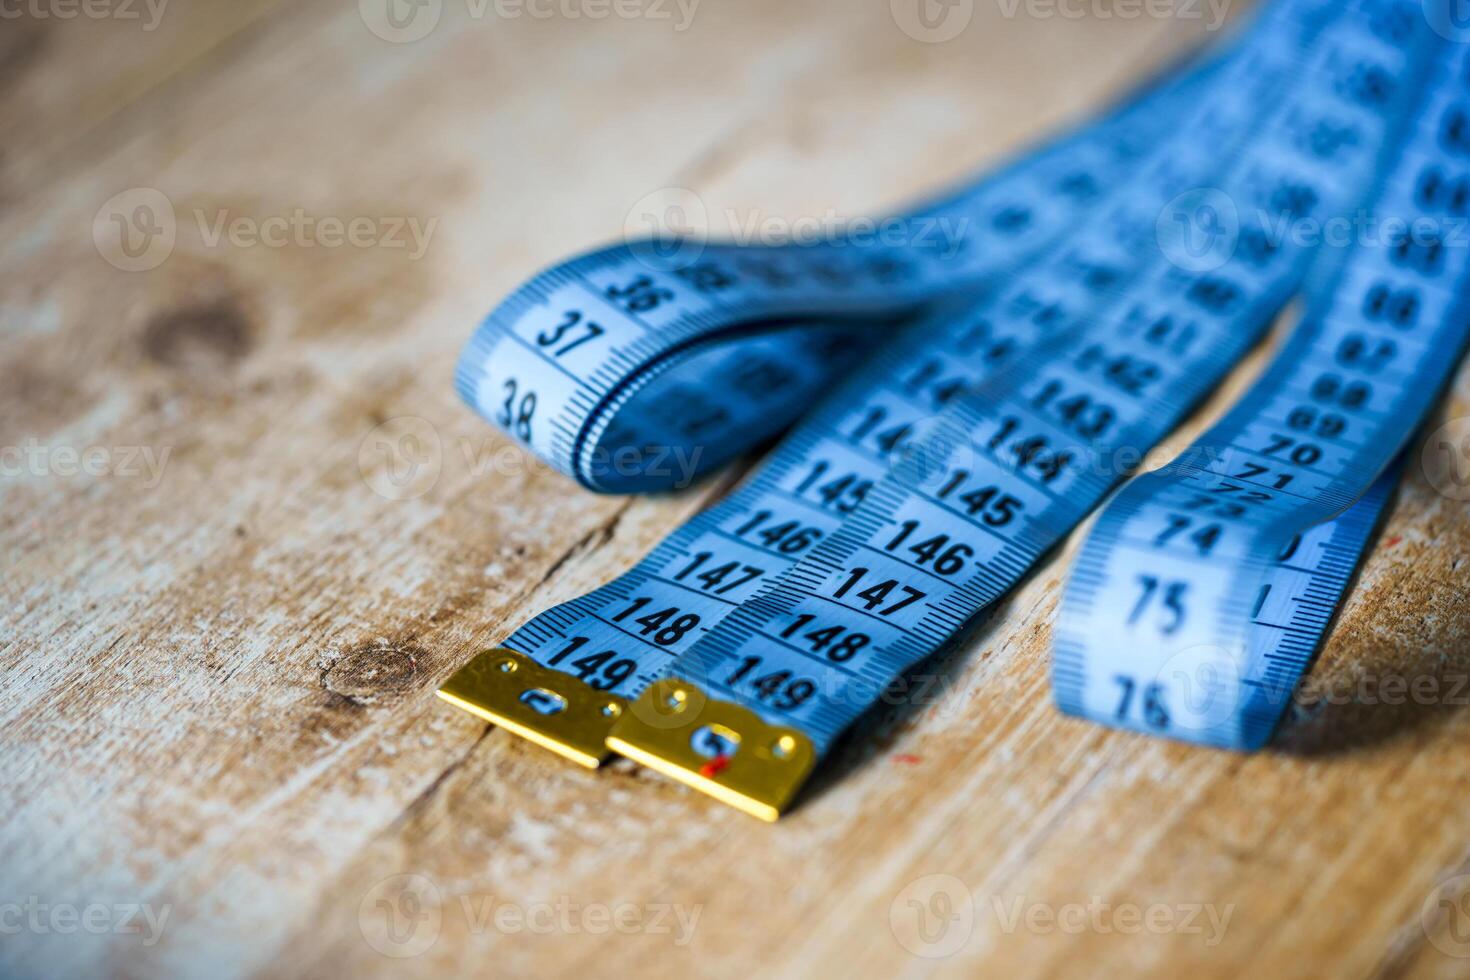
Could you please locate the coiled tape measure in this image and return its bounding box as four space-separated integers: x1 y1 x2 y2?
438 0 1470 820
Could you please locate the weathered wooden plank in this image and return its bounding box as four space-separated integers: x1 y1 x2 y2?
0 0 289 202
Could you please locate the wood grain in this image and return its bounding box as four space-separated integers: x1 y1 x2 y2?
3 1 1469 977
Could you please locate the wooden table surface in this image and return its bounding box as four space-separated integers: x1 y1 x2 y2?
5 0 1470 976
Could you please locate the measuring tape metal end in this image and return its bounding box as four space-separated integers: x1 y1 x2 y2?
606 680 816 821
437 649 624 769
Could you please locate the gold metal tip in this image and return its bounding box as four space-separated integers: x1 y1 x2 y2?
605 679 816 822
436 648 625 769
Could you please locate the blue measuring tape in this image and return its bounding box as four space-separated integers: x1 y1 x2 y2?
438 0 1467 820
1055 13 1470 749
